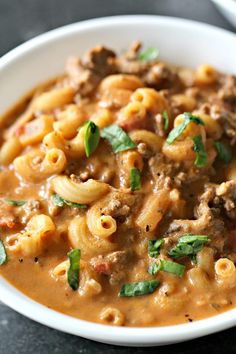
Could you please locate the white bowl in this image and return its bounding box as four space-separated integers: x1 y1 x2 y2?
0 15 236 347
211 0 236 28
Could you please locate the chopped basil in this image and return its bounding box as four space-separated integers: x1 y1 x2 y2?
159 259 185 277
166 112 204 145
168 234 210 262
101 124 136 153
138 47 159 62
4 199 26 206
148 239 164 258
0 241 7 265
51 194 87 209
192 135 208 168
148 262 161 275
83 121 100 157
214 141 232 164
163 111 169 131
130 168 141 191
119 280 160 297
67 249 81 290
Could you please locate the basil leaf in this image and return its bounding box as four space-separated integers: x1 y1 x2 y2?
51 194 64 207
64 200 87 208
4 199 26 206
138 47 159 62
214 141 232 164
148 262 161 275
166 112 204 145
159 259 185 277
101 124 136 153
168 234 210 261
192 135 208 168
130 168 141 191
163 111 169 131
148 239 164 258
179 235 210 243
0 241 7 265
51 194 87 209
119 280 160 297
67 249 81 290
83 121 100 157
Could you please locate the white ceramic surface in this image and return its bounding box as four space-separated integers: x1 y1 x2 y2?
0 16 236 347
211 0 236 28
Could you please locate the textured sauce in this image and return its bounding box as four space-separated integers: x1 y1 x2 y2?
0 43 236 327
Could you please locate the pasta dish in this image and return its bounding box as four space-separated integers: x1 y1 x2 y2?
0 42 236 326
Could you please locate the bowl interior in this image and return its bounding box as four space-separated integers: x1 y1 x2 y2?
0 15 236 115
0 15 236 346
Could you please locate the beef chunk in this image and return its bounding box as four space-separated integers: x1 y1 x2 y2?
0 200 19 229
66 46 117 96
90 250 132 285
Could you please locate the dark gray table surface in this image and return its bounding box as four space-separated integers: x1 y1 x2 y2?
0 1 235 353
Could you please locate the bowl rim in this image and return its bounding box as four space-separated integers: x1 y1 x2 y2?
211 0 236 13
0 15 236 345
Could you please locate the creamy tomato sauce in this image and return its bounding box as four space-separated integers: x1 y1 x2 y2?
0 42 236 327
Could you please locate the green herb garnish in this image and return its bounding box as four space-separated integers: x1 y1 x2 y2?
130 168 141 191
83 121 100 157
138 47 159 62
163 111 169 131
4 199 27 206
192 135 208 168
148 262 161 275
148 239 164 258
67 249 81 290
101 124 136 153
51 194 87 209
0 241 7 265
166 112 204 144
159 259 185 277
119 280 160 297
214 141 232 164
168 234 210 262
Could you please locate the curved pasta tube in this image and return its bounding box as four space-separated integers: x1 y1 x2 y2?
215 258 236 289
100 307 125 326
87 201 117 238
19 114 54 146
171 94 196 112
13 148 67 182
187 267 210 291
173 114 206 142
52 176 110 204
52 260 69 282
117 101 147 129
162 138 196 162
117 150 143 188
5 214 55 256
43 131 65 151
0 137 23 165
54 105 86 139
32 87 75 112
68 215 117 256
196 247 214 275
99 74 144 93
135 190 171 234
52 258 102 296
43 125 85 158
195 64 217 85
129 130 164 153
192 112 222 140
92 109 114 128
131 88 167 114
99 87 132 109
